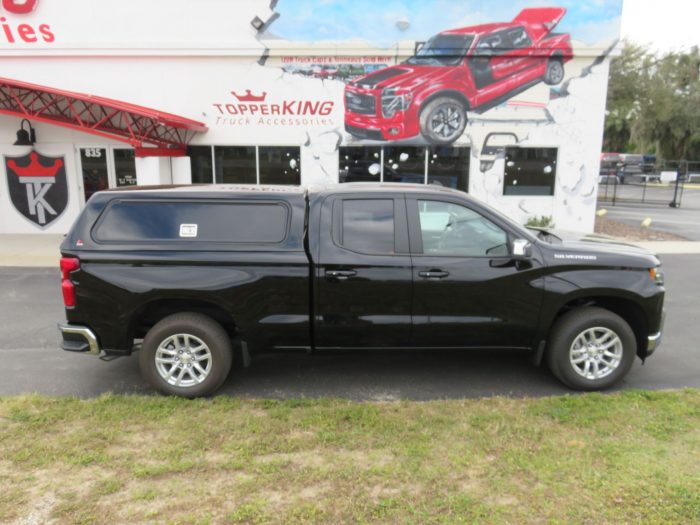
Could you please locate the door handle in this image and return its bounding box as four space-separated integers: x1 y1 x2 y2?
418 270 449 279
325 269 357 280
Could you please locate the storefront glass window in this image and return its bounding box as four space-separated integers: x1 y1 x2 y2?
338 147 382 183
214 146 257 184
427 146 470 191
258 146 301 185
382 146 426 183
503 147 557 196
188 146 214 184
113 149 137 187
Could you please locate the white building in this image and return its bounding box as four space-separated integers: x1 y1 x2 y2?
0 0 622 234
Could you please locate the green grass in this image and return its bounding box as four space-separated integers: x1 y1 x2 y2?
1 390 699 524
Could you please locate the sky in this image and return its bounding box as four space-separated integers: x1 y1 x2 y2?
271 0 624 47
621 0 699 52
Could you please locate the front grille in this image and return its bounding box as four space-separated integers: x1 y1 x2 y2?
345 91 376 115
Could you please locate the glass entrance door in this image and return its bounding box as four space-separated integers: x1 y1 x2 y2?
79 147 137 203
80 148 109 201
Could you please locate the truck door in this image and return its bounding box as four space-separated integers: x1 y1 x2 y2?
314 193 413 348
406 196 544 349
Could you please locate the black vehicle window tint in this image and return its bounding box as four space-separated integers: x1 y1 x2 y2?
417 200 507 257
188 146 214 184
214 146 257 184
341 199 395 254
94 201 288 243
339 147 382 182
258 146 301 185
427 146 470 191
383 146 426 183
503 147 557 196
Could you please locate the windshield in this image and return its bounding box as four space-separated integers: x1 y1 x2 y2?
406 34 474 66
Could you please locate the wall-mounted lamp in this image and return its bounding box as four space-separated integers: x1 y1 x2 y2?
250 16 265 31
14 119 36 146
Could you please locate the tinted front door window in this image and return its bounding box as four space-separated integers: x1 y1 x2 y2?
418 200 507 257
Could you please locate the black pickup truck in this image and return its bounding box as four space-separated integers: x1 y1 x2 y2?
58 184 665 397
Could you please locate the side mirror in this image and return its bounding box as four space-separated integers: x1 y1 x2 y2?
511 239 532 260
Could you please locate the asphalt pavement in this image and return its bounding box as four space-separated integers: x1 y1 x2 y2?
0 254 697 399
600 184 700 240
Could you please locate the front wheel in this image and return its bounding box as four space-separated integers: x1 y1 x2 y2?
546 307 636 391
544 58 565 85
139 312 233 398
419 97 467 145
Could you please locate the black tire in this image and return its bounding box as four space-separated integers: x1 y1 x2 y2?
546 307 636 391
543 58 565 86
419 96 467 145
139 312 232 398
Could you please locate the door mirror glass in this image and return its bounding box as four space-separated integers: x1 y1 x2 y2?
511 238 532 259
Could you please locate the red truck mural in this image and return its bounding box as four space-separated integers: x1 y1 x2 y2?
344 7 573 144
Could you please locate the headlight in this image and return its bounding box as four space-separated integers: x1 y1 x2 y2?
649 267 664 286
381 88 413 118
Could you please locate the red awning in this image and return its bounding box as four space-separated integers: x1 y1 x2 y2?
0 77 207 152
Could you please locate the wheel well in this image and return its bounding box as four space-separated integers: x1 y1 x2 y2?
549 51 564 61
552 297 648 357
129 299 237 341
420 90 470 114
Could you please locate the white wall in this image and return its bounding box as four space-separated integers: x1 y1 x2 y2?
0 0 618 234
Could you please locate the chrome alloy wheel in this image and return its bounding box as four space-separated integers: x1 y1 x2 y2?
429 104 464 141
155 333 212 387
569 327 623 380
548 61 564 84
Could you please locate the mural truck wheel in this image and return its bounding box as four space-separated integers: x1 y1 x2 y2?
544 58 565 85
419 97 467 145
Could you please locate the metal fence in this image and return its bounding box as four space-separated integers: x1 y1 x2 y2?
597 160 700 208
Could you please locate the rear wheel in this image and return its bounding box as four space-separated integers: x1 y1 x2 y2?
544 58 565 85
139 312 232 398
546 307 636 391
419 97 467 145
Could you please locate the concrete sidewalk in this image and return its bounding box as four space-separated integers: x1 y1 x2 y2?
1 234 700 267
0 234 64 267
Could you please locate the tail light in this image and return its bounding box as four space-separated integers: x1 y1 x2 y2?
60 256 80 307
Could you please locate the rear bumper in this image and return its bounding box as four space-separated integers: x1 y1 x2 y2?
58 323 101 356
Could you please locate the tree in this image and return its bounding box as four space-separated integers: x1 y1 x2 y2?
604 41 700 160
603 41 650 153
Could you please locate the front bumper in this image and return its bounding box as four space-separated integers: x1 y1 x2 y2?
646 311 665 356
58 322 101 356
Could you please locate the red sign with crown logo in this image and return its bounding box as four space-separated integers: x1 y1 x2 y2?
5 151 68 228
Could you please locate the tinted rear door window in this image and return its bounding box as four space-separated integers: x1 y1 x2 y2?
340 199 395 254
94 200 289 243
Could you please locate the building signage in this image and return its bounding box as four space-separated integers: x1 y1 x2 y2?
4 151 68 228
0 0 55 44
212 89 336 128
